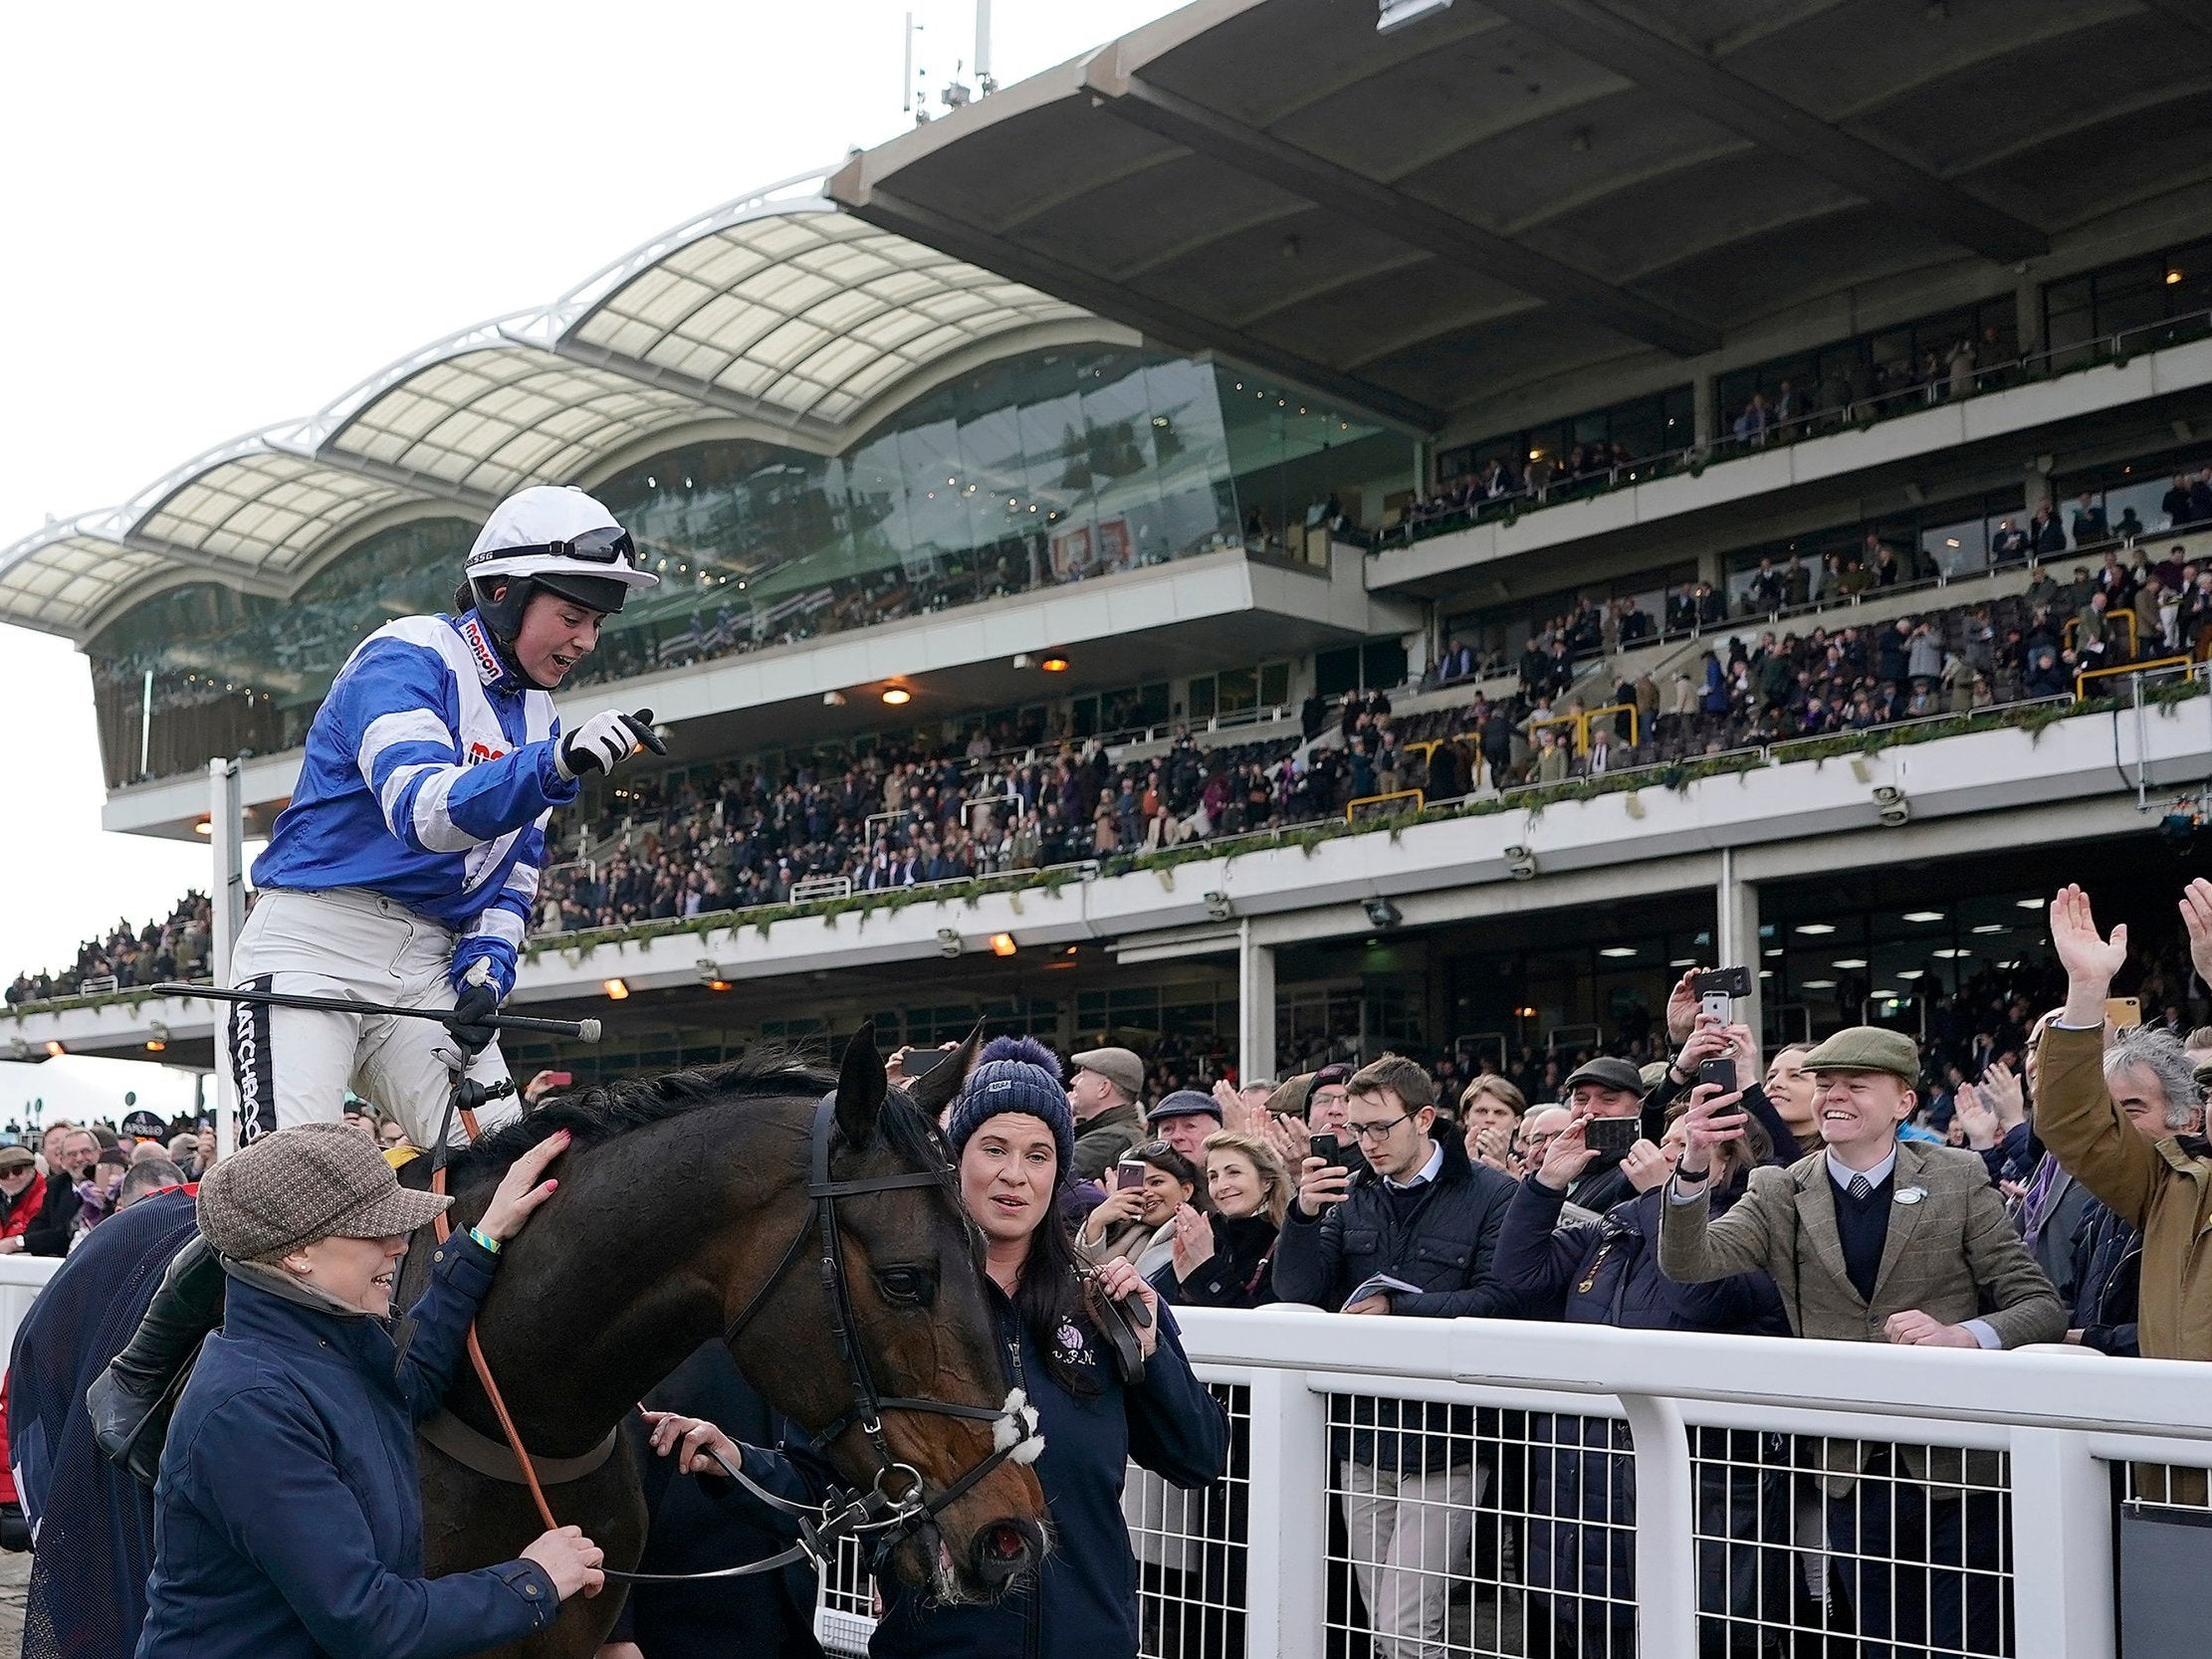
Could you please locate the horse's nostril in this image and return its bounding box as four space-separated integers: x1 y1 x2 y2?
972 1519 1041 1585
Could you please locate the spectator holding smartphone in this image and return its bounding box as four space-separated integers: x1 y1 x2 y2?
1659 1033 2063 1657
1496 1105 1788 1655
1273 1055 1517 1659
1076 1142 1205 1278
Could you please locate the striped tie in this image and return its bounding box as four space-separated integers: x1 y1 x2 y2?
1848 1173 1874 1200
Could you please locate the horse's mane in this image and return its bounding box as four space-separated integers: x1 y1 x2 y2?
428 1044 949 1190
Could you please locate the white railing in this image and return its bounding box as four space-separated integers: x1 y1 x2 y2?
817 1308 2212 1659
0 1254 68 1361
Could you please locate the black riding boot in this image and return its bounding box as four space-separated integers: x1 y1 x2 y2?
85 1234 227 1486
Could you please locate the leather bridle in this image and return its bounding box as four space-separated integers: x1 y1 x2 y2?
432 1086 1042 1585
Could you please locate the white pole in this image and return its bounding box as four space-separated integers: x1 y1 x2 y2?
975 0 992 84
209 757 245 1159
903 11 914 111
139 668 154 778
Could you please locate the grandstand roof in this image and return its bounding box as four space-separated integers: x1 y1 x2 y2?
0 169 1112 643
829 0 2212 431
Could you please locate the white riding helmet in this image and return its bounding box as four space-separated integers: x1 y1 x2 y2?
462 486 658 616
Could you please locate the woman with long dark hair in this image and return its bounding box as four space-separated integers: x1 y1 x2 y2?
642 1037 1227 1659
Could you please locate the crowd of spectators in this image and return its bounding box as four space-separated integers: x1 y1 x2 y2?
7 894 212 1008
1053 883 2212 1657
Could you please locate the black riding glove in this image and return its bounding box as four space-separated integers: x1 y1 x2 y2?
450 983 501 1055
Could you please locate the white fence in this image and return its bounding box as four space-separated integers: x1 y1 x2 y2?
817 1308 2212 1659
0 1254 67 1360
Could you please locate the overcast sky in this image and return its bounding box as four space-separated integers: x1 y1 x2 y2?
0 0 1186 984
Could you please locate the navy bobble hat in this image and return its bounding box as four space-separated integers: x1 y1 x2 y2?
945 1036 1076 1175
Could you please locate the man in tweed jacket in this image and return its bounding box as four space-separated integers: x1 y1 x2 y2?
1659 1025 2062 1659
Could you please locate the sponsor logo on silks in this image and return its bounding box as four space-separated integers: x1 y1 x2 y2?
465 739 508 766
459 616 505 687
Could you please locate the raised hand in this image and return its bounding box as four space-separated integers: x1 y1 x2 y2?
1724 1022 1764 1092
1212 1078 1249 1134
1620 1138 1675 1194
1169 1203 1216 1279
1665 968 1703 1044
2050 885 2127 1026
2181 877 2212 986
1676 1083 1747 1179
1951 1084 2000 1150
1535 1113 1602 1192
1979 1059 2025 1127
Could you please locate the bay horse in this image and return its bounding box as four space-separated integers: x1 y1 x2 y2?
399 1024 1047 1657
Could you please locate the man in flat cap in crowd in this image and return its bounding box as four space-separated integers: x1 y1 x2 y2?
1147 1091 1222 1166
1661 1025 2063 1659
1067 1046 1149 1180
1549 1056 1657 1213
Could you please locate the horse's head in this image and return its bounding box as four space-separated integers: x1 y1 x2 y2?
731 1023 1047 1600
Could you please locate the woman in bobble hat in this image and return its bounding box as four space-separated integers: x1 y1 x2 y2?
637 1036 1228 1659
133 1124 606 1659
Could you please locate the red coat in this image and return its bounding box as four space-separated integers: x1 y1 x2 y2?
0 1172 47 1241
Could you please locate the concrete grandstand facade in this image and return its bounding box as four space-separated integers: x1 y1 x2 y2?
7 0 2212 1108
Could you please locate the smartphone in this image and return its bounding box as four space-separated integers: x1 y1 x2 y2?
1696 1057 1737 1093
543 1071 573 1090
1691 965 1751 1026
1115 1159 1148 1191
902 1047 953 1079
1584 1117 1640 1153
1308 1134 1341 1166
2105 996 2143 1030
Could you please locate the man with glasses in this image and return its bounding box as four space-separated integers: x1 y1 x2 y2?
1306 1062 1369 1177
1274 1055 1517 1659
228 485 663 1148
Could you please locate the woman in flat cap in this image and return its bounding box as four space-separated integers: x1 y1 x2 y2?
134 1123 602 1659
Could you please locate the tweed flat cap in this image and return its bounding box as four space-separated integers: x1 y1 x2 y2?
1564 1057 1647 1096
1265 1074 1316 1119
0 1145 34 1173
1071 1046 1145 1100
1802 1025 1920 1083
198 1123 449 1262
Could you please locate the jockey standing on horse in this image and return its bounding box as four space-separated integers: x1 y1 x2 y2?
90 485 663 1473
226 483 661 1148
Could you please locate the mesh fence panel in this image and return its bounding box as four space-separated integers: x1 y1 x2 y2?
1688 1426 2012 1659
1128 1382 1251 1659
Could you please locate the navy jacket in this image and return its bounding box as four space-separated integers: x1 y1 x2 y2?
2069 1195 2141 1357
1494 1175 1787 1336
1274 1132 1516 1470
1149 1212 1278 1309
744 1275 1226 1659
135 1235 557 1659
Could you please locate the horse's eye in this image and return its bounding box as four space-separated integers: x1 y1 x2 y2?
876 1266 936 1306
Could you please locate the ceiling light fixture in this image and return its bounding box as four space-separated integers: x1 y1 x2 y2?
1796 923 1836 935
990 933 1018 957
1599 946 1637 958
602 978 631 1001
1833 957 1869 969
1801 978 1838 990
881 687 912 706
1902 911 1945 923
1040 656 1070 673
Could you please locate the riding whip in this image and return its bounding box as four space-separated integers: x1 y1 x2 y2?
151 982 603 1042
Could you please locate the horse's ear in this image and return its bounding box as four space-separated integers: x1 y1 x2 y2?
834 1020 886 1149
907 1022 984 1120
